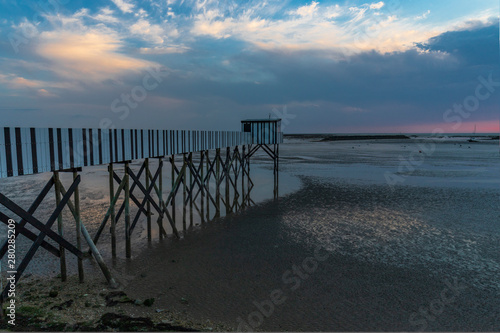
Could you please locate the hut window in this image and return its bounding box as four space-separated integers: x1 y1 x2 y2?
243 123 251 132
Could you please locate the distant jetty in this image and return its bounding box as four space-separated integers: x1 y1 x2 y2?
285 134 411 141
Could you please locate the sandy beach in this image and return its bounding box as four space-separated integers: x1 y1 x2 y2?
1 136 499 331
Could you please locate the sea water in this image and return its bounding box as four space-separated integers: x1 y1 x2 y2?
270 136 500 293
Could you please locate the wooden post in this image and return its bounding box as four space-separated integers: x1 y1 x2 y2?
182 153 187 232
215 148 220 217
108 164 117 257
247 144 251 180
234 146 239 210
276 143 279 198
53 172 67 282
171 155 176 229
206 150 210 221
242 145 246 208
145 158 152 241
80 224 119 288
124 163 131 258
247 145 252 205
73 170 84 283
91 175 127 249
56 181 118 289
189 153 193 227
200 151 205 223
158 157 164 239
225 147 230 214
274 144 279 199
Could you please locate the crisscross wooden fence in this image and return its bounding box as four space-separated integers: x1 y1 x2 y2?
0 122 282 302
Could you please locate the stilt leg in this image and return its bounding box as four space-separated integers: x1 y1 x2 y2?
54 171 67 282
276 144 279 198
216 148 220 217
233 147 239 210
171 155 176 230
225 147 230 214
158 157 164 239
183 153 187 232
124 163 131 258
145 158 152 241
242 146 246 208
108 164 117 257
206 150 210 221
189 153 193 227
200 151 205 223
73 170 84 283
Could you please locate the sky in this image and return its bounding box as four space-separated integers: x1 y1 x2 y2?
0 0 498 133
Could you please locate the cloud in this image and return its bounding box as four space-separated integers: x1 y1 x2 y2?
186 1 465 55
0 73 68 90
347 6 369 22
110 0 135 14
139 45 190 54
416 10 431 20
416 20 499 65
0 74 44 88
37 88 58 97
92 7 120 23
191 9 234 39
290 1 319 17
369 2 385 10
36 30 155 81
324 4 343 19
130 19 165 44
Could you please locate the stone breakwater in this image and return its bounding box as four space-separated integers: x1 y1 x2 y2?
319 135 411 141
284 134 411 141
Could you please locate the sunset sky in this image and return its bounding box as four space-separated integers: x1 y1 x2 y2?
0 0 498 133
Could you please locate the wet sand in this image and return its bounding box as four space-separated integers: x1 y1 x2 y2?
2 136 500 331
119 178 500 331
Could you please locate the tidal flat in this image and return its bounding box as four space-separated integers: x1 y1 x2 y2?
1 135 499 331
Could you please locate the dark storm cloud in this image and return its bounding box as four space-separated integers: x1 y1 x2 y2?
415 18 499 66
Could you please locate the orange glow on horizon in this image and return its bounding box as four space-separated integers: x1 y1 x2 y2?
388 120 500 134
322 120 500 134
